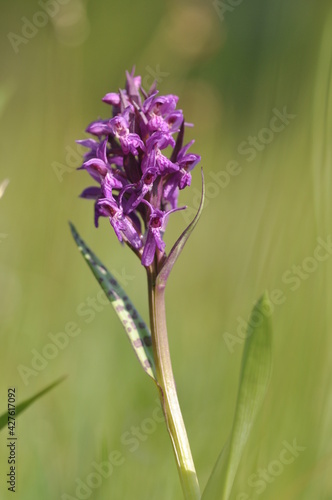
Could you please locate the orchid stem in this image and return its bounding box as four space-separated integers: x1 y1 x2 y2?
147 270 201 500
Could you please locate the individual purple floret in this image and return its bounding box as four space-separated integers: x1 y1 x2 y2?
77 68 200 267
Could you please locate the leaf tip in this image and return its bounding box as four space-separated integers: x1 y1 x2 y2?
68 221 76 235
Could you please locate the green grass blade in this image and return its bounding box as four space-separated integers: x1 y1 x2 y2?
202 292 273 500
69 223 156 381
157 168 205 287
0 376 66 431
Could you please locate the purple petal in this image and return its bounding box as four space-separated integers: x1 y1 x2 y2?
167 111 183 132
141 229 157 266
109 155 124 167
156 151 179 174
152 227 166 252
163 177 180 209
97 198 119 217
146 131 175 150
125 70 142 105
109 115 129 136
102 92 121 106
178 153 201 171
80 186 101 199
141 148 156 174
123 183 151 214
76 139 98 149
86 120 112 136
179 171 191 189
120 216 143 249
83 158 108 177
127 211 142 234
158 94 179 115
97 139 109 163
177 140 195 159
147 115 169 133
120 133 145 155
102 172 123 198
142 91 159 114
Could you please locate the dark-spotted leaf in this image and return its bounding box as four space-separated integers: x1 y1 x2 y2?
203 292 273 500
70 223 156 381
0 376 66 431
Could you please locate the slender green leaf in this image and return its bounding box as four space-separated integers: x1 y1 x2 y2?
70 223 157 381
157 168 205 287
0 376 66 431
203 292 273 500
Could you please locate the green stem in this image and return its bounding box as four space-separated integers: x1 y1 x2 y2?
147 270 201 500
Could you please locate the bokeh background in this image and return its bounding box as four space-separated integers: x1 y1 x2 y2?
1 0 332 498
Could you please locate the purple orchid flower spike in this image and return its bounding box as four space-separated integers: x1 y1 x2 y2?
77 68 201 268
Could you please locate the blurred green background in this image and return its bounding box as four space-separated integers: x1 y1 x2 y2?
1 0 332 498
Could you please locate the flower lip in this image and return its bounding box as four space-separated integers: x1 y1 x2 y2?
150 214 162 228
144 172 155 185
140 204 186 267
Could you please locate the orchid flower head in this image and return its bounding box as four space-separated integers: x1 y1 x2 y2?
77 68 201 267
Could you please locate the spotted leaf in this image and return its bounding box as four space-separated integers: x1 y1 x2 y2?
70 223 156 381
